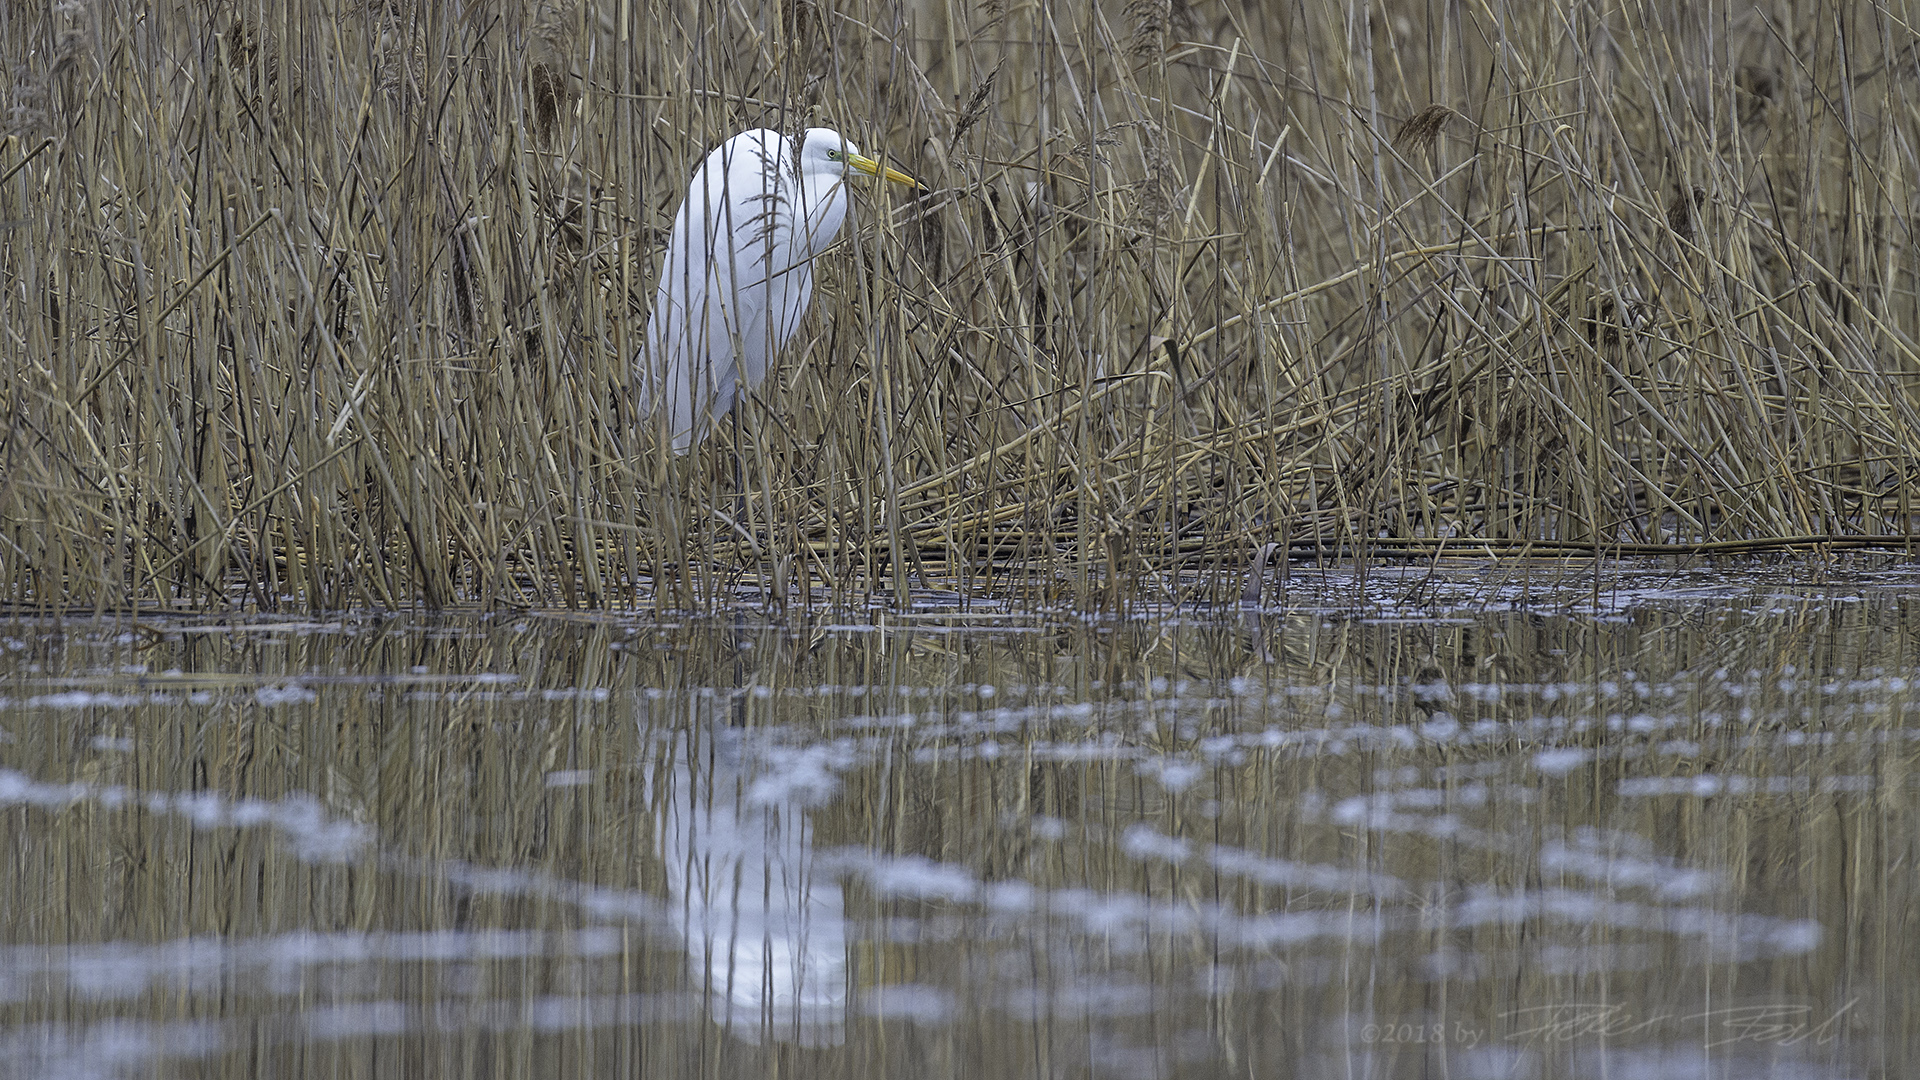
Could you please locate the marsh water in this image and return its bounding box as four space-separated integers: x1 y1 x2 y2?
2 564 1915 1079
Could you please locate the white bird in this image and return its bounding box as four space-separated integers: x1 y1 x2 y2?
638 127 922 453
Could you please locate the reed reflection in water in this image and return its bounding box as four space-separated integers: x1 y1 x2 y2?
0 566 1915 1077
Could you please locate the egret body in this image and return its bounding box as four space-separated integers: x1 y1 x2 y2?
638 127 919 452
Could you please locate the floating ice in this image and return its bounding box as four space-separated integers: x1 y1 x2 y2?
254 684 317 706
860 984 956 1024
1137 757 1205 792
1120 823 1191 863
0 769 371 862
1533 747 1592 776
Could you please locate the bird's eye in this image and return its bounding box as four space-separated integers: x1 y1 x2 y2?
827 149 841 160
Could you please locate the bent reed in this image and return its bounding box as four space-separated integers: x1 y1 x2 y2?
3 0 1917 612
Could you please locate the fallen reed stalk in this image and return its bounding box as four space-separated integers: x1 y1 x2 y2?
3 0 1917 612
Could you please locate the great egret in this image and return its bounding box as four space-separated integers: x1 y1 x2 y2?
638 127 922 453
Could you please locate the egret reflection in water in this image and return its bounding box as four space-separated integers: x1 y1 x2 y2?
645 716 849 1047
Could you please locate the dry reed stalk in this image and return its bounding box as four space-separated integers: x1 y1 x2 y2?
3 0 1918 613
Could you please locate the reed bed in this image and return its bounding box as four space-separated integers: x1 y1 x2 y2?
3 0 1917 612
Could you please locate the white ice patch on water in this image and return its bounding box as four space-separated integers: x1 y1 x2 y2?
860 984 956 1024
1325 793 1494 847
833 852 1376 951
0 769 370 861
1616 774 1820 798
1120 824 1190 863
1448 887 1821 958
986 880 1038 911
1533 747 1592 776
853 853 983 902
1136 757 1205 792
1204 846 1401 897
540 686 612 701
254 684 317 706
0 1019 226 1080
1540 835 1717 900
18 691 160 710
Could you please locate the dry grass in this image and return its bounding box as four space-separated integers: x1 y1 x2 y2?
3 0 1918 612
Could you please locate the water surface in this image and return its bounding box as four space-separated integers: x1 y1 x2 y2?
3 564 1915 1078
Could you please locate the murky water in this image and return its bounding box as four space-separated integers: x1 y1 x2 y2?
3 565 1916 1078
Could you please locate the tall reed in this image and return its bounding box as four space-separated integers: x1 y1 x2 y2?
3 0 1916 612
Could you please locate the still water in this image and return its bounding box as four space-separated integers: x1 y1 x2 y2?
2 565 1915 1078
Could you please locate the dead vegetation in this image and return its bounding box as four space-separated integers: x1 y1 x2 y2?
3 0 1918 611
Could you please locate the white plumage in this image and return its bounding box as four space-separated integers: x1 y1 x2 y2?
638 127 919 452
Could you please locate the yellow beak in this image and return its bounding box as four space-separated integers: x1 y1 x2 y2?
849 153 926 191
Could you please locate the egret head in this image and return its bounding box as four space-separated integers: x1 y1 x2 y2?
797 127 923 189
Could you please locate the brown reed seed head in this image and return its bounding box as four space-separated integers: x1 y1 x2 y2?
530 64 565 145
1736 65 1779 124
1394 105 1454 151
1126 0 1172 57
952 59 1002 145
1667 186 1704 240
